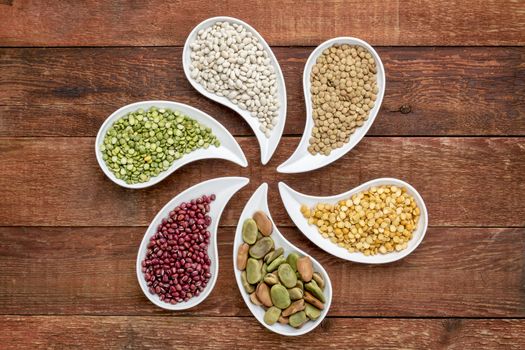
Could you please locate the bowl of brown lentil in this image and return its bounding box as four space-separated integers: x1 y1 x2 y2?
277 37 385 173
278 178 428 264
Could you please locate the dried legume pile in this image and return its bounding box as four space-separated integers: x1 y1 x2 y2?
141 194 215 304
237 211 326 328
301 185 420 256
189 21 280 138
308 44 378 155
101 107 220 184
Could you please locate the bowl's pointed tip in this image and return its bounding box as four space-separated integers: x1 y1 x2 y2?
276 161 290 173
276 164 297 174
278 181 303 203
277 181 288 192
259 144 275 166
276 154 305 173
238 155 249 168
258 182 269 191
226 176 250 190
252 182 269 199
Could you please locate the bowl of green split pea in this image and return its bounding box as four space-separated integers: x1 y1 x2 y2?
95 100 248 189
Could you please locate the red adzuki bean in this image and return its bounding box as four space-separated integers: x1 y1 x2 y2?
142 194 215 304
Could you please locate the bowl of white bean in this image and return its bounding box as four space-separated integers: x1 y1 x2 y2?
183 17 287 165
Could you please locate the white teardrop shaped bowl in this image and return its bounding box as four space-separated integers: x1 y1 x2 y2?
183 16 287 165
137 176 249 310
95 100 248 189
277 37 385 173
279 178 428 264
233 183 332 336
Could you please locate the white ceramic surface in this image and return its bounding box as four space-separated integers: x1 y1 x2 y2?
279 178 428 264
137 176 249 310
277 37 385 173
233 183 332 336
95 100 248 189
183 16 287 165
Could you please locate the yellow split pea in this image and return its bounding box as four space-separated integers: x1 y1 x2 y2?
300 185 420 256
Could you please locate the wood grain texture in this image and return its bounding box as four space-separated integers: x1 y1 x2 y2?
0 137 524 227
1 226 523 317
1 0 524 348
0 316 524 349
1 47 523 136
0 1 523 46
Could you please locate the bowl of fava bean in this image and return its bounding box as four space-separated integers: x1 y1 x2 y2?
234 183 332 336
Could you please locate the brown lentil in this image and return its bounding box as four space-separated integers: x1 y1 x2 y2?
308 44 378 156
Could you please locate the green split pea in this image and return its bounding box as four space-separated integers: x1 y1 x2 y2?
100 107 220 184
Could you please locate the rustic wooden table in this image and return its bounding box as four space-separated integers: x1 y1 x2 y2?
1 1 524 348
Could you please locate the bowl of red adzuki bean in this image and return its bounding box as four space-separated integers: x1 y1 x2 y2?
136 177 249 310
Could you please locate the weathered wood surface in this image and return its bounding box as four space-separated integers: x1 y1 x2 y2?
0 1 523 46
1 1 524 348
1 316 524 349
0 47 523 137
1 137 523 227
1 226 523 317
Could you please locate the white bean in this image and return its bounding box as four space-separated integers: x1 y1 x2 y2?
189 21 280 137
